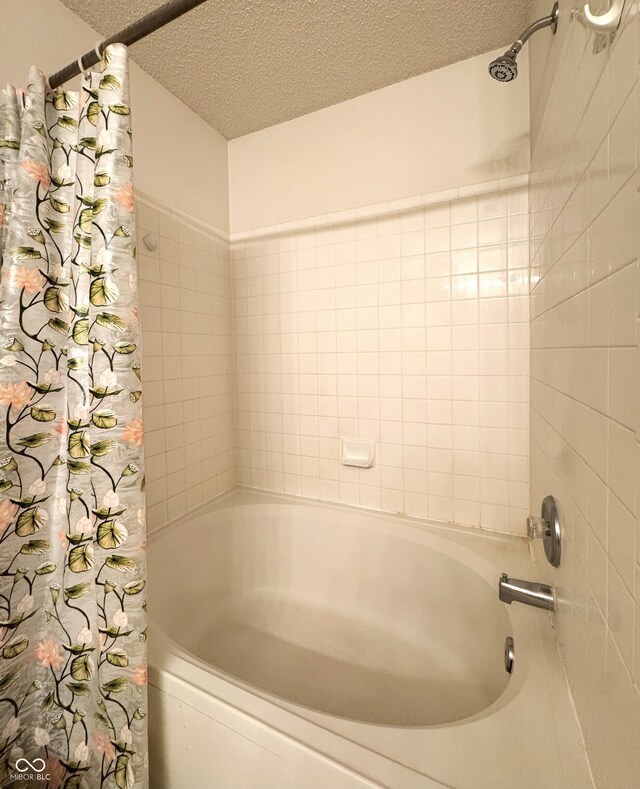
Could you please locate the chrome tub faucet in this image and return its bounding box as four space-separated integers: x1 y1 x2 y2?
498 573 555 611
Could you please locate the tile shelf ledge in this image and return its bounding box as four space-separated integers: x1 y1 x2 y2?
230 172 530 243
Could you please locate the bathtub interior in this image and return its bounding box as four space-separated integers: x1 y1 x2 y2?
149 494 512 727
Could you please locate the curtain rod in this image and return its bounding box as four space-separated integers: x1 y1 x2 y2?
48 0 209 90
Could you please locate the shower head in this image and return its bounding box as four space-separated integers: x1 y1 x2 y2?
488 54 518 82
489 2 559 82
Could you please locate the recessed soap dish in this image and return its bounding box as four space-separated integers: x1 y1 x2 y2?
341 439 375 468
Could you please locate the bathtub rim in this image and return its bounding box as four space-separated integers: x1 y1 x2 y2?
148 484 531 548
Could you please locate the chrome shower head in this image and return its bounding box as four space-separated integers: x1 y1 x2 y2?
488 2 559 82
488 54 518 82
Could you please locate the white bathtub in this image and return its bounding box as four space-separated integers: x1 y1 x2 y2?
148 488 591 789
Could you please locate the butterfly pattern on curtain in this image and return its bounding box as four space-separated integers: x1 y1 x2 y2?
0 45 147 789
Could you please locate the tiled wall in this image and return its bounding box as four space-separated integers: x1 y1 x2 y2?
136 196 235 531
529 1 640 786
233 184 531 534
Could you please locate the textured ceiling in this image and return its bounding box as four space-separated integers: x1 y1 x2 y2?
60 0 530 139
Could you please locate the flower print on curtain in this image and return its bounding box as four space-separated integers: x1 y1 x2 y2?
0 45 146 789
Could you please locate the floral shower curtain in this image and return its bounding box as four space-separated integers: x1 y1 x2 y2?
0 45 146 789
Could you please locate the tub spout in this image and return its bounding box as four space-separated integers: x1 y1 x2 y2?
498 573 555 611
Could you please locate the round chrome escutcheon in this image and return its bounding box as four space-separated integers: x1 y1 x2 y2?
542 495 561 568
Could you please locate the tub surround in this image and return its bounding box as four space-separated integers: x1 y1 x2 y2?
233 183 531 534
137 194 235 530
528 1 640 786
138 177 532 538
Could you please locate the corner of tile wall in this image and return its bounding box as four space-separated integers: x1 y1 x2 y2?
136 194 236 532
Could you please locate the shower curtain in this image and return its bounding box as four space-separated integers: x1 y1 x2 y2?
0 45 146 789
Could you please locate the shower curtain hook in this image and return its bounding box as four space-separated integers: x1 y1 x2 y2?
94 41 104 61
76 54 89 78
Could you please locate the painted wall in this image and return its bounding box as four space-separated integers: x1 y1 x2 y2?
228 49 530 233
1 0 229 230
528 1 640 786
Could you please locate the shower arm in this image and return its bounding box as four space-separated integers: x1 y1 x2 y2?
505 6 559 57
